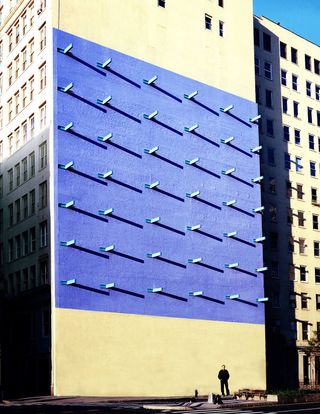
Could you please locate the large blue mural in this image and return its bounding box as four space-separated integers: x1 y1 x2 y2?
54 29 266 324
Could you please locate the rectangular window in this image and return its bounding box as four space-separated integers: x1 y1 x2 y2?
15 163 20 187
295 156 302 172
309 134 315 150
305 54 311 70
312 188 318 204
298 211 305 227
294 129 301 145
297 184 304 200
8 99 13 122
301 293 308 309
29 38 34 63
283 125 290 141
15 235 21 259
300 266 307 282
14 92 20 115
317 86 320 101
205 14 212 30
22 231 28 256
306 81 312 97
8 239 13 262
39 102 46 129
269 204 277 222
293 101 299 118
218 0 224 6
316 268 320 283
264 61 273 80
14 127 20 149
22 121 27 143
8 30 13 53
39 181 47 209
158 0 165 7
255 57 260 76
8 203 13 226
308 107 313 123
39 24 46 50
22 268 28 291
22 193 28 219
29 76 34 101
291 47 298 64
315 59 320 75
15 21 20 44
30 226 36 252
280 41 287 58
219 21 224 37
30 265 36 288
292 74 298 91
282 97 288 113
265 89 273 108
313 214 319 230
40 221 48 248
15 199 21 223
263 32 271 52
310 161 316 177
14 55 19 79
314 241 320 257
22 84 27 108
40 259 48 285
268 149 275 166
302 321 309 340
29 189 35 215
316 295 320 311
39 141 47 169
317 111 320 127
29 114 35 137
254 28 260 47
284 152 291 169
266 119 274 136
29 152 35 177
281 69 287 86
286 181 292 197
8 168 13 192
22 12 27 35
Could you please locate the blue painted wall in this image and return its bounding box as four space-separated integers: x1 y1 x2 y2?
54 29 265 324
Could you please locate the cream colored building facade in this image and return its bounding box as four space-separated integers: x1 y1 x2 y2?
255 16 320 388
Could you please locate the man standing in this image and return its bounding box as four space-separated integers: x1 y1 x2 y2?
218 365 230 396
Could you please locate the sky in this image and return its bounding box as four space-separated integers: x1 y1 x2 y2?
253 0 320 46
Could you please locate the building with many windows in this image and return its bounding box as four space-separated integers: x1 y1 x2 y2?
0 0 267 397
254 16 320 389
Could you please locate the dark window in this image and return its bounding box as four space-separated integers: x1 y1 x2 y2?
219 21 224 37
263 32 271 52
283 125 290 141
298 211 305 227
313 214 319 230
305 54 311 70
281 69 287 86
158 0 165 7
266 119 274 136
310 161 316 177
254 28 260 47
291 47 298 64
316 295 320 311
297 184 304 200
265 89 273 108
287 207 293 224
280 41 287 58
270 232 278 249
264 61 272 79
292 74 298 91
286 181 292 197
293 101 299 118
306 81 312 97
289 236 294 253
312 188 318 203
314 241 320 257
316 85 320 100
308 107 313 123
205 14 212 30
315 59 320 75
218 0 224 7
317 111 320 127
300 266 307 282
284 152 291 169
316 268 320 283
302 321 308 340
282 97 288 113
294 129 300 145
301 293 308 309
309 134 315 150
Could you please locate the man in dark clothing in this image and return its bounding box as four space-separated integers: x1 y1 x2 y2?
218 365 230 396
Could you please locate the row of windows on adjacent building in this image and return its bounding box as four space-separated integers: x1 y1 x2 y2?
268 232 320 258
4 221 48 264
268 205 320 231
2 182 48 230
254 28 320 76
270 261 320 284
0 104 47 161
4 258 49 297
267 180 319 204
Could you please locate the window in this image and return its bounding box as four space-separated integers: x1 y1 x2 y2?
292 74 298 91
8 204 13 226
39 24 46 50
29 38 34 63
300 266 307 282
15 235 21 259
295 156 302 172
264 61 272 80
282 97 288 113
15 163 20 187
294 129 301 145
39 258 48 285
280 41 287 58
308 107 313 124
22 194 28 218
266 89 273 108
39 103 46 129
268 149 275 166
270 232 278 249
30 2 35 26
312 188 318 204
305 54 312 70
293 101 299 118
316 86 320 101
310 161 316 177
22 84 27 108
269 204 277 222
29 114 35 137
15 199 21 223
39 181 47 209
39 141 47 169
298 211 305 227
316 268 320 283
14 55 19 79
255 58 260 76
306 81 312 97
316 295 320 311
29 152 35 177
309 134 315 150
205 14 212 30
40 220 48 248
22 12 27 35
8 99 13 121
289 236 294 253
301 293 308 309
266 119 274 136
30 226 36 252
283 125 290 141
287 207 293 224
284 152 291 169
8 30 13 53
219 21 224 37
14 127 20 149
315 59 320 75
0 141 2 162
8 169 13 191
302 321 309 341
218 0 224 6
29 190 35 215
314 241 320 257
8 239 13 262
291 47 298 64
286 181 292 197
15 21 20 44
254 28 260 46
313 214 319 230
157 0 165 7
22 121 27 143
317 111 320 127
39 63 46 90
29 76 34 101
8 63 13 87
22 231 28 256
271 261 279 278
297 184 304 199
14 91 20 115
30 265 36 288
281 69 287 86
263 33 271 52
8 134 14 155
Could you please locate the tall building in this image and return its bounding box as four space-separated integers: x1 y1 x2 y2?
1 0 266 397
254 16 320 389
